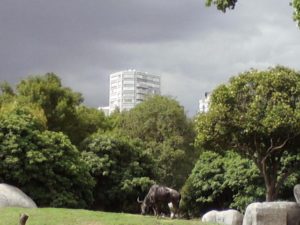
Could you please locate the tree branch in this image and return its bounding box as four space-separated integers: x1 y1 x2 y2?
262 136 291 163
261 155 270 187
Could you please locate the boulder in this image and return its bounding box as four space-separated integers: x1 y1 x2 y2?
202 209 243 225
202 210 218 222
243 202 300 225
0 183 37 208
294 184 300 203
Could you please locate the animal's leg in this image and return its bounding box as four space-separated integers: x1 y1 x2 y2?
152 206 157 216
156 205 161 218
170 212 174 219
172 201 180 218
168 202 174 219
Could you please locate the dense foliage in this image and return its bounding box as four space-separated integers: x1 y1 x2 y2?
294 0 300 27
71 106 109 146
180 151 264 217
196 66 300 201
116 95 197 189
0 82 15 106
0 103 94 208
205 0 237 12
81 132 156 212
2 69 300 214
205 0 300 27
16 73 82 136
16 73 108 146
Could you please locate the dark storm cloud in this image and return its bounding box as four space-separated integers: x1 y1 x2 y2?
1 0 300 115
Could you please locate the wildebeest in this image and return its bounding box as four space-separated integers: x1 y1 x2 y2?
137 184 181 218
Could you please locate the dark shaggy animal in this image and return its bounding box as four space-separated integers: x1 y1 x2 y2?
137 184 181 218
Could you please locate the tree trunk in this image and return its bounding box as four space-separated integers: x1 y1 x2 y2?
19 213 29 225
260 153 279 202
266 182 278 202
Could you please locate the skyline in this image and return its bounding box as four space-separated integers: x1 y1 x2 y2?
1 0 300 116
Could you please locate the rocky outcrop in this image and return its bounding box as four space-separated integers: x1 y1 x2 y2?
0 183 37 208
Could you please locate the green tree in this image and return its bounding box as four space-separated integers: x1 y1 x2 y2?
195 66 300 201
107 108 123 130
294 0 300 27
180 151 264 217
16 73 83 141
81 132 155 212
205 0 300 27
223 151 265 210
0 81 14 96
15 73 108 146
117 95 197 189
205 0 237 12
0 81 15 106
71 106 109 146
0 103 95 208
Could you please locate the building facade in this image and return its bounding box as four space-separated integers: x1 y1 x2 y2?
199 91 211 113
109 70 161 114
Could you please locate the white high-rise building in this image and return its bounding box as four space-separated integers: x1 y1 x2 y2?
199 92 211 113
109 70 161 114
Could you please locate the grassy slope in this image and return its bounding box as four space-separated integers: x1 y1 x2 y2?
0 208 211 225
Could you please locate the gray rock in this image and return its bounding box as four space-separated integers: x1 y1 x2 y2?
243 202 300 225
202 210 217 223
202 209 243 225
294 184 300 203
0 183 37 208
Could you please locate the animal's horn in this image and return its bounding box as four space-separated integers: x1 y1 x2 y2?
137 196 143 203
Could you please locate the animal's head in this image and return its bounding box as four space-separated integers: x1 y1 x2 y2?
137 197 147 215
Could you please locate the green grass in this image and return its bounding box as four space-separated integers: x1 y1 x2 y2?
0 207 211 225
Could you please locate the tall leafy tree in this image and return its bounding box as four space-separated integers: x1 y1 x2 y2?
15 73 108 146
16 73 83 140
205 0 300 27
117 95 197 189
0 102 94 208
196 66 300 201
81 132 155 212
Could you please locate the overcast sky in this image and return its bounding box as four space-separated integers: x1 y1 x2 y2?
1 0 300 116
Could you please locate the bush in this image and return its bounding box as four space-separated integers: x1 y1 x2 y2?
180 151 264 217
81 132 155 212
0 104 95 208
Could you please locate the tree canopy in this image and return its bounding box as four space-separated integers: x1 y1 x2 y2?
205 0 300 27
81 132 155 212
16 73 83 137
2 73 108 147
70 105 109 146
0 102 94 208
196 66 300 201
180 151 264 217
116 95 197 189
